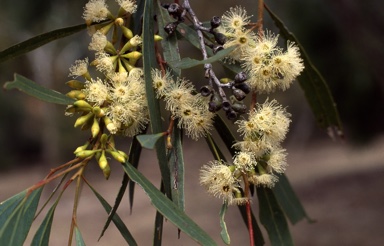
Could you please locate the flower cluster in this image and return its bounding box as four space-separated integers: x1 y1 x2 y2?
218 6 304 93
65 0 151 178
199 5 303 205
152 69 215 140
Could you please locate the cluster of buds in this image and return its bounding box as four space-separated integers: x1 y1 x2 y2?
162 3 186 35
65 0 156 178
74 134 127 179
200 71 250 120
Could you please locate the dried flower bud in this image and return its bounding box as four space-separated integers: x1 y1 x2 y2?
213 32 227 45
234 71 247 84
226 109 237 120
235 82 251 94
200 85 213 97
212 45 224 54
210 16 221 29
164 22 178 35
232 88 246 101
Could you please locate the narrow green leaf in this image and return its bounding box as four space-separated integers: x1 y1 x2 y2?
84 179 137 246
122 161 217 245
219 202 230 245
0 190 27 223
257 187 294 246
74 226 86 246
168 121 185 211
0 188 43 246
273 174 313 225
153 183 165 246
0 23 88 63
128 136 144 213
136 132 165 149
142 0 171 199
3 74 75 105
265 5 343 139
168 46 236 70
97 173 129 241
205 134 227 162
156 2 181 75
31 200 59 246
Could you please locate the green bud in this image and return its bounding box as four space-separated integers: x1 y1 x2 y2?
73 142 89 155
121 26 133 39
76 150 97 159
108 150 127 163
66 90 86 100
91 117 100 138
220 78 231 84
92 106 105 118
98 151 111 179
73 100 92 109
154 35 163 42
74 112 94 128
66 80 85 89
100 133 108 146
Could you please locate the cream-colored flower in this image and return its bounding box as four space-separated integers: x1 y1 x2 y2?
69 58 89 78
221 6 251 33
116 0 137 14
89 31 108 52
200 161 237 203
83 0 109 23
82 77 109 106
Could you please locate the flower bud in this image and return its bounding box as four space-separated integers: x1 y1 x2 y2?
103 116 118 134
73 142 90 155
100 133 108 146
200 85 213 97
98 151 110 179
66 90 86 100
66 80 85 90
73 100 92 109
232 88 246 101
234 72 247 84
213 32 226 45
121 26 133 39
91 117 100 138
92 106 105 118
226 109 237 120
220 78 231 84
108 150 127 163
210 16 221 29
164 22 178 35
231 102 247 114
74 112 94 128
154 35 163 42
234 82 251 94
76 150 97 159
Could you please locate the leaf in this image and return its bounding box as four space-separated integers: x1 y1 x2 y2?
84 179 137 246
136 132 165 149
74 226 86 246
167 46 236 70
142 0 171 199
168 120 185 211
212 115 237 156
128 136 144 213
273 174 313 225
3 74 75 105
97 173 129 241
257 187 294 246
31 201 59 246
0 23 88 63
219 202 230 245
122 161 217 245
0 188 43 246
265 5 343 139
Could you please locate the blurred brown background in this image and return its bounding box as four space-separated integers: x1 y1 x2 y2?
0 0 383 245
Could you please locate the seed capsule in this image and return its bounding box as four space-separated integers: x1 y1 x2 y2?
234 72 247 84
200 85 213 97
232 88 246 101
210 16 221 29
